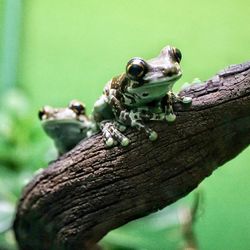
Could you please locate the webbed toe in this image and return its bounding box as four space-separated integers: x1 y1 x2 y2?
149 131 158 141
166 113 176 122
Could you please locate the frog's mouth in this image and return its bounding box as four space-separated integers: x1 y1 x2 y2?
143 71 182 86
129 71 182 91
41 119 83 131
42 119 81 124
126 71 181 105
42 119 86 139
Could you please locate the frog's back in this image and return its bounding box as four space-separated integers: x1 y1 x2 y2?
103 73 128 94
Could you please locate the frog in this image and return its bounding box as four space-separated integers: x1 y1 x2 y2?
38 100 93 155
93 45 192 147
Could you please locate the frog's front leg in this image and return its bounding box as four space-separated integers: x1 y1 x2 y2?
163 92 192 122
162 93 177 122
119 109 158 141
100 120 130 147
110 95 158 143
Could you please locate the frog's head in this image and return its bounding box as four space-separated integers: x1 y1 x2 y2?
125 45 182 105
38 100 89 154
38 100 87 144
38 100 86 122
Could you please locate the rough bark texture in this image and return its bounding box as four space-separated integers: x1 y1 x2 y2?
14 61 250 250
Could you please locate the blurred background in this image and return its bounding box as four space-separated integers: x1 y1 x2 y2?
0 0 250 249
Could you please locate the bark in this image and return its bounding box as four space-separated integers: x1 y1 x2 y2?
14 61 250 250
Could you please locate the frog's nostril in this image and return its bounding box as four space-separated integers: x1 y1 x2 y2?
142 92 149 97
164 68 178 77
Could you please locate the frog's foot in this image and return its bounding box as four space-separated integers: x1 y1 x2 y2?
149 131 158 141
165 103 176 123
166 113 176 122
100 120 130 147
180 96 192 104
132 120 158 141
170 92 192 105
114 121 127 132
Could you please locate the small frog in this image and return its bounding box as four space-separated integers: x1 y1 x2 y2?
39 100 93 155
93 45 192 147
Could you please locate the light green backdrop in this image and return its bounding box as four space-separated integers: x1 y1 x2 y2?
9 0 250 249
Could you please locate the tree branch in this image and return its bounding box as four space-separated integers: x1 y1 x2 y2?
14 61 250 250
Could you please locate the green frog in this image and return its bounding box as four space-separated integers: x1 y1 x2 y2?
93 45 192 147
38 100 93 155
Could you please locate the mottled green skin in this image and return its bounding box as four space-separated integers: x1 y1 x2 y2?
40 46 192 151
93 45 192 146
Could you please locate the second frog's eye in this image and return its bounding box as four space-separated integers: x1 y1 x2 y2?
172 47 182 63
38 108 46 120
126 58 148 80
69 100 86 115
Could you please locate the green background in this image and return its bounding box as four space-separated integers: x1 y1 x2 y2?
1 0 250 249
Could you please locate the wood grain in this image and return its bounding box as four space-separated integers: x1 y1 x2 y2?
14 61 250 250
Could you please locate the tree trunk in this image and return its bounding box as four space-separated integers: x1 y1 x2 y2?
14 61 250 250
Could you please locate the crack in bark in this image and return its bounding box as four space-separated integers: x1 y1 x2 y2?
14 61 250 250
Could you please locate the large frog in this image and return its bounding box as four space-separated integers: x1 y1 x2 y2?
38 100 93 155
93 45 192 147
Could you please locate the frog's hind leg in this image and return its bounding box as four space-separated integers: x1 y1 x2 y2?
100 120 130 147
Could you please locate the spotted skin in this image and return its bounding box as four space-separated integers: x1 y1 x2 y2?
40 46 192 150
93 45 192 147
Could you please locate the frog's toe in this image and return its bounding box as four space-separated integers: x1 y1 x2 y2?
106 137 114 147
182 96 192 104
117 124 127 132
149 131 158 141
166 113 176 122
121 137 130 147
159 113 165 120
152 113 165 120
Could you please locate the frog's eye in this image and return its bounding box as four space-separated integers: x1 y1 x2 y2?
38 108 46 120
69 100 86 115
172 48 182 63
126 58 148 80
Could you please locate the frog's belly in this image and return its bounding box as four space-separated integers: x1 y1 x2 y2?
93 96 114 121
